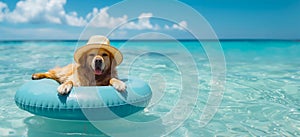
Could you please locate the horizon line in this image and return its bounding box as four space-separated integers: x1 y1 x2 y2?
0 38 300 42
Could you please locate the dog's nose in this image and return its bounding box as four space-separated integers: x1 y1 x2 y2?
95 59 102 63
95 59 102 66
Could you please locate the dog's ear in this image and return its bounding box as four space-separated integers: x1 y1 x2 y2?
109 53 117 69
78 54 87 67
109 53 118 78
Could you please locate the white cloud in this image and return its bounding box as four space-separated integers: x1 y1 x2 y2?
3 0 85 26
121 13 160 30
165 21 188 30
1 1 126 27
6 0 63 23
65 11 87 27
0 0 188 31
86 7 127 28
86 11 160 30
173 21 187 30
0 1 8 21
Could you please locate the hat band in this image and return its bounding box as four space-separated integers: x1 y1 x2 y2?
87 42 109 45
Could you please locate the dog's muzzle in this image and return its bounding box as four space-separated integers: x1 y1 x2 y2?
94 59 103 75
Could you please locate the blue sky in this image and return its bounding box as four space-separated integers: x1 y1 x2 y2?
0 0 299 40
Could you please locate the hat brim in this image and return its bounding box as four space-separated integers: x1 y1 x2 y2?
74 44 123 65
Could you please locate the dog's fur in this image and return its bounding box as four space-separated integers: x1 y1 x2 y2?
32 48 126 94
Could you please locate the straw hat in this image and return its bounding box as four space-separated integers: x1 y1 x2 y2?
74 35 123 65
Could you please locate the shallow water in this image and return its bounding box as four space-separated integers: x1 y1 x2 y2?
0 40 299 136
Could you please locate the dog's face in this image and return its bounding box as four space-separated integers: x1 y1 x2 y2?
79 48 113 76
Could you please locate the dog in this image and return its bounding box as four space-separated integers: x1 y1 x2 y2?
31 35 126 95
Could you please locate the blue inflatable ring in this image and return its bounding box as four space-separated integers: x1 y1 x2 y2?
15 77 152 120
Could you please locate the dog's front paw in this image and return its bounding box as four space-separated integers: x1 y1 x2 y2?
112 80 127 92
57 82 73 95
32 73 42 80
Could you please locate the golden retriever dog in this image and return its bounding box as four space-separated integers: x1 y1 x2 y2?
31 35 126 95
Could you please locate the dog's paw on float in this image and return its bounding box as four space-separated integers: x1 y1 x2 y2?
57 82 73 95
31 73 44 80
112 80 127 92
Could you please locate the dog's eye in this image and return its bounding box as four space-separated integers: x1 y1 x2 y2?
89 54 95 56
102 53 108 57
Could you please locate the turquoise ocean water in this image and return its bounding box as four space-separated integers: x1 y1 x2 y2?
0 40 299 136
